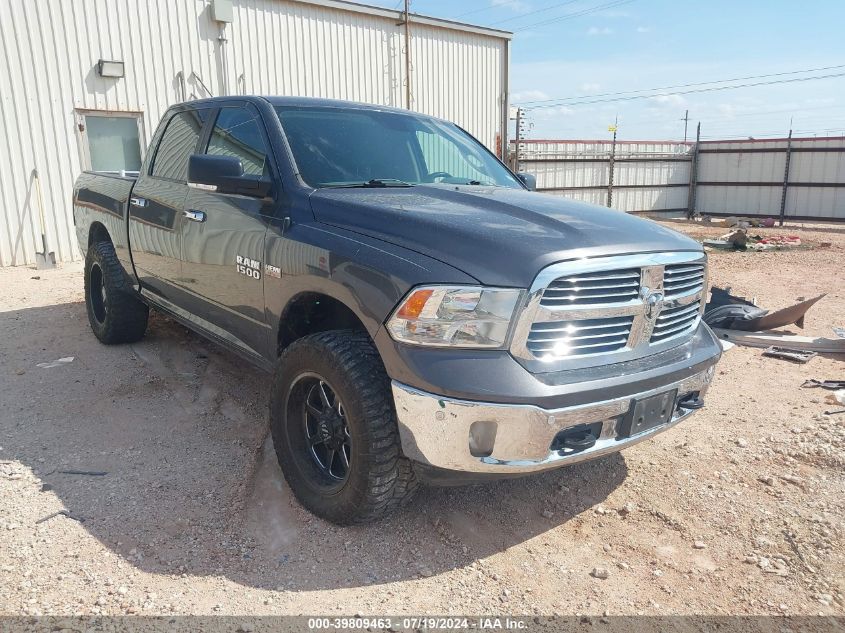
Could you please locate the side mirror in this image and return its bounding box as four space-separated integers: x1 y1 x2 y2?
188 154 272 198
517 172 537 191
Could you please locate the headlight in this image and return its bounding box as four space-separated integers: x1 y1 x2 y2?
386 286 523 348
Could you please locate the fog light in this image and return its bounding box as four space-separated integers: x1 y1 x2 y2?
469 421 497 458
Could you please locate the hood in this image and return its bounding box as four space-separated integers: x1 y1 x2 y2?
309 185 702 287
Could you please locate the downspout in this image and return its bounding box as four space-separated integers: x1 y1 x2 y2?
218 22 230 96
501 38 510 162
403 0 412 110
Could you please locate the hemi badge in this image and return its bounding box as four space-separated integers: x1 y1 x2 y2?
265 264 282 279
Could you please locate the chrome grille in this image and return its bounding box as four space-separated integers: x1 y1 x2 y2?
663 263 705 298
510 251 708 373
540 269 640 307
527 316 634 357
650 301 701 343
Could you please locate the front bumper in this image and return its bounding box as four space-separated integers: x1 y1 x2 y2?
392 365 716 475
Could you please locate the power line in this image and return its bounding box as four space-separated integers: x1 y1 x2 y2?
487 0 581 26
449 1 511 20
695 103 845 122
699 128 845 140
514 0 636 32
517 63 845 105
523 72 845 110
565 104 845 131
448 0 635 32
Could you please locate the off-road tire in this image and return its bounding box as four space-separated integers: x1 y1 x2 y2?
84 240 149 344
270 330 419 524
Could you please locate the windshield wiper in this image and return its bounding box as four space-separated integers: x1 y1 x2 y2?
325 178 415 188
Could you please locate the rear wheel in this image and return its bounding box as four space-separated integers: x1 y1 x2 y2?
270 330 418 524
84 241 149 344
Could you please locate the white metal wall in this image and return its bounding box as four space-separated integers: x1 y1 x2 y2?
696 137 845 219
0 0 509 266
514 137 845 220
515 140 692 213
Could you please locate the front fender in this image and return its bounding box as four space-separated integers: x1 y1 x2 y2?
262 220 478 360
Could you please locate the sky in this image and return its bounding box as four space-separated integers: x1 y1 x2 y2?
368 0 845 141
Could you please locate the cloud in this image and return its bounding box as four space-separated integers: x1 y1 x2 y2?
803 96 836 106
531 105 575 119
490 0 530 11
649 94 688 107
511 89 550 103
586 26 614 36
508 57 835 138
716 103 738 118
597 9 630 18
579 83 601 93
636 26 652 33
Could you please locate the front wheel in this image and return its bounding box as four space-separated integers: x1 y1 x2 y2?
269 330 418 524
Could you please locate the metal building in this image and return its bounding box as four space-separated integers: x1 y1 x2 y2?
0 0 511 266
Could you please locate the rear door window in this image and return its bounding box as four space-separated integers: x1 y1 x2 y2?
151 110 208 181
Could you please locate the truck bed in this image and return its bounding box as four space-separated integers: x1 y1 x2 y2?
73 171 136 275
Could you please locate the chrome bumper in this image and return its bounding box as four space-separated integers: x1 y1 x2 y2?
391 367 714 474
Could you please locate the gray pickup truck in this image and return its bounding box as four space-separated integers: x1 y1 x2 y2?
73 96 721 524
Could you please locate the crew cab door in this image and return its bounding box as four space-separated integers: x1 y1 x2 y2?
129 108 210 299
179 104 274 357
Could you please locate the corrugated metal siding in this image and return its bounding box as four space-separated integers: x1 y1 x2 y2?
0 0 508 266
516 137 845 219
230 0 404 107
696 137 845 219
409 23 504 149
516 140 691 213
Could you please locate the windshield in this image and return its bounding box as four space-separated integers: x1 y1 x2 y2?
274 105 522 189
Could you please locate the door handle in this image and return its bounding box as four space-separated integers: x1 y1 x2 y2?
129 196 148 208
183 209 206 222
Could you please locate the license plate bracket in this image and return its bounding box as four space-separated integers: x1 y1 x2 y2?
619 389 678 438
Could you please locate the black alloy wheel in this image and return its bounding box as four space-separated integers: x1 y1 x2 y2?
88 261 108 324
300 375 352 485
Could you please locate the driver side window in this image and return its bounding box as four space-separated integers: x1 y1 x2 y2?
416 130 490 182
206 107 268 176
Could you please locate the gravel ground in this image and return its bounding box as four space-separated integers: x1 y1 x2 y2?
0 220 843 618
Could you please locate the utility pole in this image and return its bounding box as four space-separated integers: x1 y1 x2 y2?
681 109 689 143
779 126 793 227
607 115 618 208
686 122 701 218
514 107 522 172
403 0 412 110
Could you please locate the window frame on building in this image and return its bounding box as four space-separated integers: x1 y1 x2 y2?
75 108 146 175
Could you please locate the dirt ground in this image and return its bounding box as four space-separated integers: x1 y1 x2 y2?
0 219 843 618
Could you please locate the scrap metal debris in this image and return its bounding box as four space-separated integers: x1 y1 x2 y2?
825 391 845 407
751 235 803 250
801 379 845 390
44 469 108 477
35 510 84 525
713 329 845 353
703 229 803 251
36 356 74 369
704 287 825 331
762 346 817 364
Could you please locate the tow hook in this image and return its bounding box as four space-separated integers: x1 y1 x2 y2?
562 432 597 451
678 392 705 410
551 422 602 454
